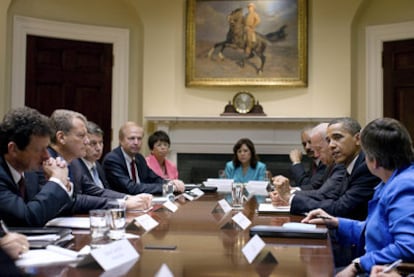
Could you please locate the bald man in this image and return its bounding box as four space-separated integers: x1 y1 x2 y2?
103 122 184 195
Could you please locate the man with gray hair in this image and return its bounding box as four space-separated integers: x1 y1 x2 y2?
290 125 327 190
271 117 379 220
47 109 152 214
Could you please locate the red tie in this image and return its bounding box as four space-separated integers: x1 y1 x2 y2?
130 160 137 182
18 176 26 201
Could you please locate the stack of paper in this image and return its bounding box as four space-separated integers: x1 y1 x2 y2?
203 178 233 192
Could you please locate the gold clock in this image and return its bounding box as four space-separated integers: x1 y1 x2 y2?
232 91 255 114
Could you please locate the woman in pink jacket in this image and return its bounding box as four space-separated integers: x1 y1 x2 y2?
146 130 178 179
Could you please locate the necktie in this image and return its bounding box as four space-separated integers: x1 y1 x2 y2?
91 166 104 188
18 176 26 202
130 160 137 182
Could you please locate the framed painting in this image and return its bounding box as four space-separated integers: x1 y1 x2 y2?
185 0 308 87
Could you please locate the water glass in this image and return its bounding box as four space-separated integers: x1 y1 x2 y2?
162 180 175 201
231 182 244 208
89 209 110 247
108 200 126 240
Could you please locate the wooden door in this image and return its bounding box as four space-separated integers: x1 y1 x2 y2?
25 35 113 157
383 39 414 139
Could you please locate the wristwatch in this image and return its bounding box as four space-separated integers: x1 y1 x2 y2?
352 258 364 273
232 91 255 114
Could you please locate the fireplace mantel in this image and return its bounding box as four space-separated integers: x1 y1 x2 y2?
146 116 334 124
145 116 334 164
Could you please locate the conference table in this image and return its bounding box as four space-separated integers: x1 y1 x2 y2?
26 192 334 276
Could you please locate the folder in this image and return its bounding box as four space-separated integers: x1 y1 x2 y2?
7 227 73 249
249 224 328 239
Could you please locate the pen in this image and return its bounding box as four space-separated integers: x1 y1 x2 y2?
0 219 10 234
382 259 403 273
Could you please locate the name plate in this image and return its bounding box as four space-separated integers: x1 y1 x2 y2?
79 239 139 271
134 214 159 231
232 212 251 230
155 263 174 277
163 201 178 212
218 199 232 214
183 187 205 201
242 234 266 264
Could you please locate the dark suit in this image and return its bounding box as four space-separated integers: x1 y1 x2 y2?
77 159 110 188
47 147 123 214
290 160 327 190
0 156 73 227
103 146 163 195
291 152 379 220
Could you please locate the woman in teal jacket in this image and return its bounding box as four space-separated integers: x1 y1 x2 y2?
224 138 266 183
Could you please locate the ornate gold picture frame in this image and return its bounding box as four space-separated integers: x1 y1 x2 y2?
185 0 308 87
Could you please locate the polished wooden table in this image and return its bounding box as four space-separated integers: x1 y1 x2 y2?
26 193 334 276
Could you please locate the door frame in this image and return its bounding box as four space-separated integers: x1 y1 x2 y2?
366 21 414 123
12 15 129 149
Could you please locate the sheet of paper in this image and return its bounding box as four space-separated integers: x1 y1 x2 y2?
27 234 60 241
242 234 266 264
16 246 80 267
45 217 90 229
246 181 269 196
204 178 233 192
258 203 290 213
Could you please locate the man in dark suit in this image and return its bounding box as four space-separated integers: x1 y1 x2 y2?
47 110 152 214
77 121 110 189
290 125 327 190
271 117 379 220
103 121 184 195
0 107 74 226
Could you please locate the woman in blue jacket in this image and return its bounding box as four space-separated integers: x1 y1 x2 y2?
224 138 266 183
302 118 414 276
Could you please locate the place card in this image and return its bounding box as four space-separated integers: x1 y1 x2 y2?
155 263 174 277
242 234 266 264
183 187 204 201
134 214 159 232
218 199 232 214
163 201 178 212
232 212 251 230
191 188 204 197
77 239 139 271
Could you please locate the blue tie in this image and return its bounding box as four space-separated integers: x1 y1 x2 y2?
91 166 104 188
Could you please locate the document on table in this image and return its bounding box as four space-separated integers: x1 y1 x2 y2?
257 203 290 213
45 217 90 229
245 181 269 196
203 178 233 192
16 245 82 267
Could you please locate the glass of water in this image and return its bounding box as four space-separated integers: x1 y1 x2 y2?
89 209 110 247
231 182 244 209
108 200 126 240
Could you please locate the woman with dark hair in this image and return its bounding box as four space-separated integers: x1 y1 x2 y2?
303 118 414 276
224 138 266 182
146 130 178 179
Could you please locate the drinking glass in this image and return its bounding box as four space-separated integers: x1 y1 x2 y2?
231 182 244 208
89 209 110 247
108 200 126 240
